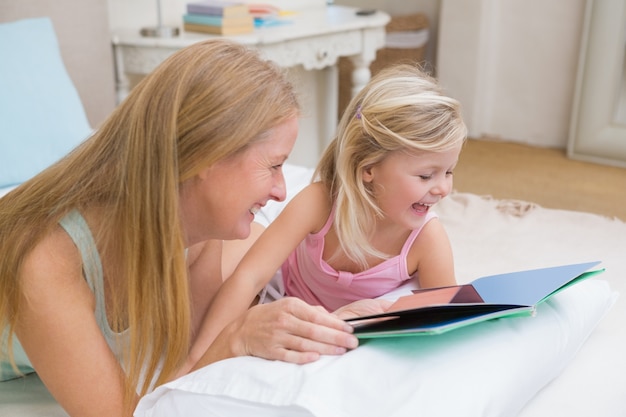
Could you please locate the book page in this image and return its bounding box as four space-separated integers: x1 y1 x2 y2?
389 284 483 313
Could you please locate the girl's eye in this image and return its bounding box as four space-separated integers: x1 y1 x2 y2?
446 170 454 176
419 175 432 180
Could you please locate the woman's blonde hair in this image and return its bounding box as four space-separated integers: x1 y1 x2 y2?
0 39 298 413
314 64 467 268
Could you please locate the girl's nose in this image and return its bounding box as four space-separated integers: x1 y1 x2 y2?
432 176 453 197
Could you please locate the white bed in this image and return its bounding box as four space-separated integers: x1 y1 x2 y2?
130 166 624 417
1 8 625 417
1 166 624 417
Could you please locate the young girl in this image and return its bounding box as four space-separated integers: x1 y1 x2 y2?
189 63 467 362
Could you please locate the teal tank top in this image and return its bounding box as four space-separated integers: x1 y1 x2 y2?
1 210 127 381
58 210 128 358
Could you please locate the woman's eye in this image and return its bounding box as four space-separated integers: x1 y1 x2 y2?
271 164 283 170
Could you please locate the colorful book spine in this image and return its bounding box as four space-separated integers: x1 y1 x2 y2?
183 13 253 27
183 22 254 35
186 1 249 17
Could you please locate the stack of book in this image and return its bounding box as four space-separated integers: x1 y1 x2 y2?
183 1 254 35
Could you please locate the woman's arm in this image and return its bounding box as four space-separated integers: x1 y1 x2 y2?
182 183 332 373
15 228 131 417
192 296 359 368
407 218 457 289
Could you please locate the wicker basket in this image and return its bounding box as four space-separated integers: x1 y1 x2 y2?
338 13 429 119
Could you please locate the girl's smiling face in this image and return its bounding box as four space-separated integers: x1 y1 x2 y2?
179 116 298 245
362 145 462 230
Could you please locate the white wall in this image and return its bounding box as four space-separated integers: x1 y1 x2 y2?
437 0 586 148
338 0 588 149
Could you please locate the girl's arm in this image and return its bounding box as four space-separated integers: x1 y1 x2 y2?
15 228 131 417
407 218 457 288
182 182 332 373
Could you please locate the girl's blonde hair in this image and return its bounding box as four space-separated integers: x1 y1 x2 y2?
315 64 467 268
0 39 298 414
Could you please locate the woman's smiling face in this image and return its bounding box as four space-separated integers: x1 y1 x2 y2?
179 116 298 245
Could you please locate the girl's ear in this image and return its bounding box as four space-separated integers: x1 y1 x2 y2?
362 165 374 183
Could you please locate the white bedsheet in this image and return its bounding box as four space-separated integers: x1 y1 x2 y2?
135 278 615 417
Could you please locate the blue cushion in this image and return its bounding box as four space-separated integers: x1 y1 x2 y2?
0 17 92 188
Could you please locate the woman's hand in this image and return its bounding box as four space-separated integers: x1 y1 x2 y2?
333 299 392 320
194 297 359 368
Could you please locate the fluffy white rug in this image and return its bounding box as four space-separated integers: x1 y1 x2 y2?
437 192 625 417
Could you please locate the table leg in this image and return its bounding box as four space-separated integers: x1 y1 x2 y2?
320 65 339 149
349 54 373 98
113 45 130 104
348 27 383 97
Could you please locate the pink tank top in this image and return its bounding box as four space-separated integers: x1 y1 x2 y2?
281 209 437 311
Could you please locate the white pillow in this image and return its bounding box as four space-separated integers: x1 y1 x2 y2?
134 278 616 417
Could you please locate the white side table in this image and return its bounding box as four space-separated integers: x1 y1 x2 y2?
111 5 389 166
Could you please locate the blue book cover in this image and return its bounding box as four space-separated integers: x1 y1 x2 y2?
347 261 604 338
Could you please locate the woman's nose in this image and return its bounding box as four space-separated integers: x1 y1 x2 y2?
270 174 287 202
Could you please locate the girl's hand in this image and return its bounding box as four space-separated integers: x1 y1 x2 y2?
333 299 392 320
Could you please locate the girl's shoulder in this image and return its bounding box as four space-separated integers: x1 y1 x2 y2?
291 181 332 208
282 181 332 233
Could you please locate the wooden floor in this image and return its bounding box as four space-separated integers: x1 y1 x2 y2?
452 138 626 221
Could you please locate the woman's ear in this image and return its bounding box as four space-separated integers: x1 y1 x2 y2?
196 165 212 182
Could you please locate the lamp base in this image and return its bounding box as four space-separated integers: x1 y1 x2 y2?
140 26 180 38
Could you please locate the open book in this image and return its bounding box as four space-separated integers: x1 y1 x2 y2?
346 261 604 338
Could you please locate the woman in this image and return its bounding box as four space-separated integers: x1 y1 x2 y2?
0 39 385 417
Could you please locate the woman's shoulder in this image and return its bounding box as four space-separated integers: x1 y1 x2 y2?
20 224 86 293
